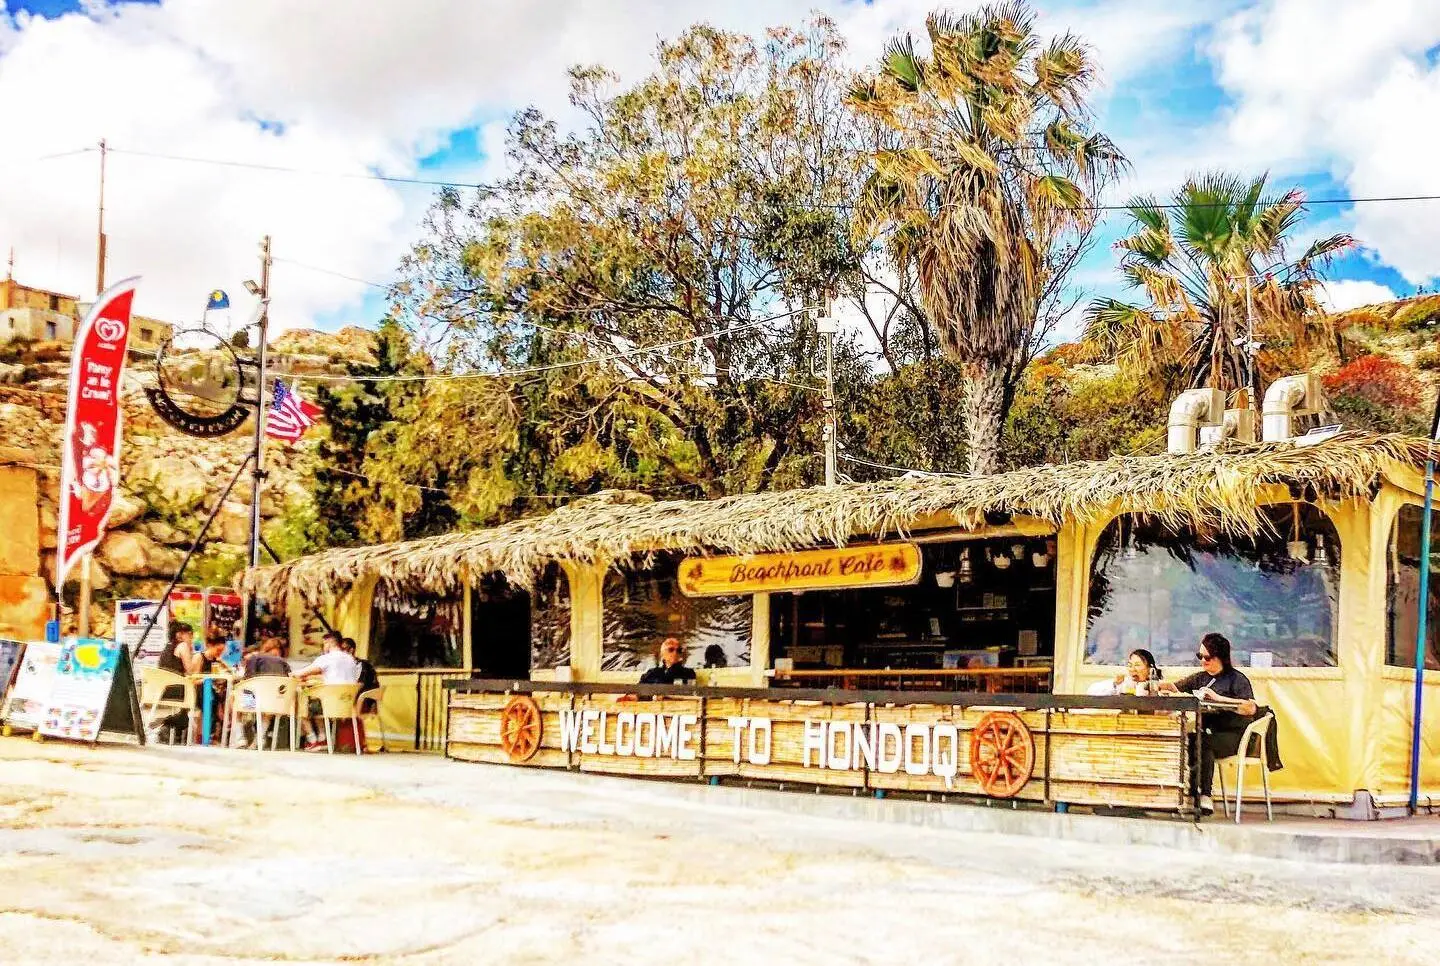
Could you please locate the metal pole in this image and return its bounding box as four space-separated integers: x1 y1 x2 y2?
77 139 109 639
1409 398 1440 812
816 305 838 487
244 236 272 646
1244 272 1260 410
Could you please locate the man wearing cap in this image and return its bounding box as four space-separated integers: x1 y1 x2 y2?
639 637 697 685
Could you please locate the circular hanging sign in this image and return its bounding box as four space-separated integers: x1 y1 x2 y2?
499 695 543 762
969 711 1035 798
145 329 253 438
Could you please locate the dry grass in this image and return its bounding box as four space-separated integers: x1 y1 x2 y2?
240 431 1432 605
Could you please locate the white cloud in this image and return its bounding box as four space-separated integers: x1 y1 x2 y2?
0 0 1234 333
1202 0 1440 284
1321 279 1398 312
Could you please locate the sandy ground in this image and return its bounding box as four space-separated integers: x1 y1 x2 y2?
0 739 1436 964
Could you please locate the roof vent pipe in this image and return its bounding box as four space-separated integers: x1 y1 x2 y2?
1262 374 1323 443
1167 388 1225 454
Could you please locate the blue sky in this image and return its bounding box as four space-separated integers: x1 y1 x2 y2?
1 0 1435 336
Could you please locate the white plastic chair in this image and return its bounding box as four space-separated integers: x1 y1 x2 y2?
356 686 384 753
307 683 362 755
232 677 300 751
1216 712 1275 823
138 666 197 744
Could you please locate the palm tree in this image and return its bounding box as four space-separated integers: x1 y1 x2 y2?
1083 172 1353 398
847 2 1124 475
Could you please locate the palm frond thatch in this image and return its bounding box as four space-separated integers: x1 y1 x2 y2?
241 432 1431 606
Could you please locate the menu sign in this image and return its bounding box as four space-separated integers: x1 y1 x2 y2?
677 543 922 597
2 641 61 730
41 638 122 741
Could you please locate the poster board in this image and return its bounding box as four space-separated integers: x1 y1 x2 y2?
205 589 245 641
116 598 168 666
3 641 60 731
168 586 205 637
0 640 25 708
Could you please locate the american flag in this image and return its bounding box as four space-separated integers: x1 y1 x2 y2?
264 380 323 444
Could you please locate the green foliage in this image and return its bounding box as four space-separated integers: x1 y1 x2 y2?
310 320 455 544
374 18 905 527
1083 171 1352 394
847 2 1125 473
1003 362 1167 466
186 543 248 589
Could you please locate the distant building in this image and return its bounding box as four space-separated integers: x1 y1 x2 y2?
0 273 173 353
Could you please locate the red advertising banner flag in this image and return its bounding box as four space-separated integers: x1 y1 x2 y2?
55 276 142 590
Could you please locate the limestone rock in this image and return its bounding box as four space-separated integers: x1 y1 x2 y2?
39 501 57 550
88 559 111 592
130 455 209 512
99 530 156 576
217 501 252 546
143 520 194 546
107 490 145 528
0 362 23 383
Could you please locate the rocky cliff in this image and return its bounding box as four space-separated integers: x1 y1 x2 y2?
0 327 372 637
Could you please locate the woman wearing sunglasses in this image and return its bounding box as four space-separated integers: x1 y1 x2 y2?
1157 632 1259 814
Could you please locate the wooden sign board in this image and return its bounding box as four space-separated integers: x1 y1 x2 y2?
448 688 1194 813
677 543 922 597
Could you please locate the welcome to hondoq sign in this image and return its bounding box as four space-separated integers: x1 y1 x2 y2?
677 543 922 597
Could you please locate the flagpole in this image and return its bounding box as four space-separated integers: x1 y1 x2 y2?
1410 392 1440 812
243 235 271 647
76 138 109 639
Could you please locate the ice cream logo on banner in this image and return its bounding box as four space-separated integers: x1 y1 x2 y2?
55 276 142 590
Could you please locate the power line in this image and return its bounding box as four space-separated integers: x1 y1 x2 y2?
839 452 965 478
273 257 393 289
78 144 1440 211
107 146 497 190
288 306 811 385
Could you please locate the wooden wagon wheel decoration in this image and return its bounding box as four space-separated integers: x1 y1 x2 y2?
969 711 1035 799
499 696 543 762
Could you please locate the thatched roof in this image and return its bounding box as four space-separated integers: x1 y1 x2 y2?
241 431 1433 604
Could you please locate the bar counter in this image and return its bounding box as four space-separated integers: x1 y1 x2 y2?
445 680 1205 816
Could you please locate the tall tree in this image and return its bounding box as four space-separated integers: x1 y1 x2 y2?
1083 171 1353 397
847 1 1124 475
380 19 891 520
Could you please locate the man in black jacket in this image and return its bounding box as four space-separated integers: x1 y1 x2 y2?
640 637 697 685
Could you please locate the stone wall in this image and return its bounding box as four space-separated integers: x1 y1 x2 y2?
0 446 48 640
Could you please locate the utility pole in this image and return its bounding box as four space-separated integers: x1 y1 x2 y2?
243 235 272 646
1244 272 1260 410
816 305 838 487
78 138 108 638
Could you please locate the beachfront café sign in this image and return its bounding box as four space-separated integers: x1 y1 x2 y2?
677 543 922 597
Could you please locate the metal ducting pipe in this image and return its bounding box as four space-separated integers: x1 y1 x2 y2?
1167 388 1225 454
1262 374 1319 442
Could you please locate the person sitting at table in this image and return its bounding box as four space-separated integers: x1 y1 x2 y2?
639 638 696 685
151 622 196 743
1088 648 1163 696
340 637 380 713
1156 632 1258 814
242 636 289 678
292 632 362 749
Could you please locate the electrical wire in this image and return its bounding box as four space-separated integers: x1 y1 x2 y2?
287 306 811 384
839 453 966 478
272 258 393 289
107 146 498 190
